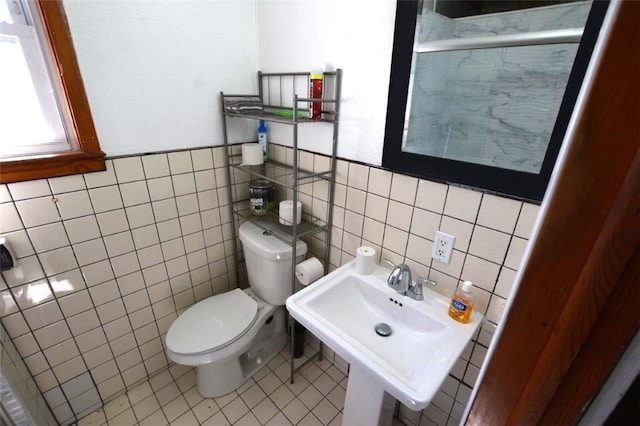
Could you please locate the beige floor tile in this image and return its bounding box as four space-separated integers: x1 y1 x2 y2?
312 373 337 396
77 408 106 425
258 371 282 395
175 369 197 392
264 412 294 426
252 397 279 424
103 394 131 419
78 343 356 426
171 410 199 426
240 383 267 409
270 384 295 410
138 409 168 426
155 382 181 406
326 386 346 411
285 373 310 396
108 407 137 426
149 370 173 391
214 390 239 409
299 412 323 426
182 386 204 408
282 398 308 425
163 395 190 422
221 396 250 424
131 394 160 421
299 385 323 410
235 411 262 426
192 398 220 423
127 382 154 405
201 410 231 426
312 398 339 425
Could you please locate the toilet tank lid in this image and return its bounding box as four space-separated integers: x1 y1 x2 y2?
239 220 307 260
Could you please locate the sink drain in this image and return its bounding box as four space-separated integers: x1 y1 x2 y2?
375 323 392 337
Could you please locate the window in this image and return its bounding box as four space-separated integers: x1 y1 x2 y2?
0 0 105 183
382 0 608 202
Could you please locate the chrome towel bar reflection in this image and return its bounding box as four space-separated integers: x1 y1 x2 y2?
416 27 583 53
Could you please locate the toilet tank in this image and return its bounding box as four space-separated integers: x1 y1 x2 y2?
239 221 307 306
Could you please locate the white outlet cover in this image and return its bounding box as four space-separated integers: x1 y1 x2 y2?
431 231 455 264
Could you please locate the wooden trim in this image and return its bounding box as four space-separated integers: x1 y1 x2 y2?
0 0 105 184
467 1 640 424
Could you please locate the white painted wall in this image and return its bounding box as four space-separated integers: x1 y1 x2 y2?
256 0 396 165
63 0 396 165
63 0 259 157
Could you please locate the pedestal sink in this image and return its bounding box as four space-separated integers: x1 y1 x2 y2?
286 261 482 425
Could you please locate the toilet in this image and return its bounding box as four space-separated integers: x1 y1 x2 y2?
165 220 307 397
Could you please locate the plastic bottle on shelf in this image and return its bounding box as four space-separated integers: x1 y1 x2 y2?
258 120 268 161
309 66 323 120
448 280 475 323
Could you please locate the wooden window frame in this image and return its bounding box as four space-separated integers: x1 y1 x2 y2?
0 0 105 184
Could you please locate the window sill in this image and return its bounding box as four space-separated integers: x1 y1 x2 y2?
0 150 106 183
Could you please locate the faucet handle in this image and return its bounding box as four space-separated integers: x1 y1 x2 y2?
408 277 437 301
417 277 437 288
381 258 397 269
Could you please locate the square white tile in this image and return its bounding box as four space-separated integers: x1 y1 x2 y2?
147 177 175 201
367 168 392 198
120 181 151 207
476 194 522 234
142 154 171 179
97 209 129 236
8 180 51 201
48 174 87 194
390 173 418 205
84 160 117 188
168 152 194 175
191 148 214 171
64 216 101 244
39 246 79 275
0 202 23 233
113 157 145 183
443 186 482 223
89 186 124 214
15 196 60 227
415 179 448 214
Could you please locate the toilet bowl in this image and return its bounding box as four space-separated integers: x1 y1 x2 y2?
165 220 307 397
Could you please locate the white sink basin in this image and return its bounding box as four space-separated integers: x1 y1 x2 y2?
286 261 482 415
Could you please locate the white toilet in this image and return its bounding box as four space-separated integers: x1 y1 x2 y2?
165 220 307 397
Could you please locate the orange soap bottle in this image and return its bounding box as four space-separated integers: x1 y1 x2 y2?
448 280 475 323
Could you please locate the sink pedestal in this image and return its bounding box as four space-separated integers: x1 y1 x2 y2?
343 365 396 426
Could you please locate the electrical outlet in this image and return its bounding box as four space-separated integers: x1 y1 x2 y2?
431 231 455 264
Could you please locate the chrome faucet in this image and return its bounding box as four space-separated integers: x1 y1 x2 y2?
383 259 437 301
387 263 412 295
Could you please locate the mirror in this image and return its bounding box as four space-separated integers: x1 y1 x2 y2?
383 0 608 201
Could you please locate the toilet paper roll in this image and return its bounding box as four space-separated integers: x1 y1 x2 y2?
279 200 302 226
355 246 376 275
242 143 264 166
295 257 324 286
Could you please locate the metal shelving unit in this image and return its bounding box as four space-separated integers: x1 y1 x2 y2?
220 70 342 383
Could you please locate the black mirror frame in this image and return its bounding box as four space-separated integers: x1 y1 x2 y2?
382 0 609 202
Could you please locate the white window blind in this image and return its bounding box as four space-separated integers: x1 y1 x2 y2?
0 0 72 159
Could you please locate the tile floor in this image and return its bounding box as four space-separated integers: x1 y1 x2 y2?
77 344 351 426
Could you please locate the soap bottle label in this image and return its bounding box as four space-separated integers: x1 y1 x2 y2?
452 299 467 312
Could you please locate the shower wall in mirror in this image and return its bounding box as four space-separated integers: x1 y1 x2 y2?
404 1 592 174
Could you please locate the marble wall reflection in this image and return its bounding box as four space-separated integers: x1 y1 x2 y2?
405 1 592 174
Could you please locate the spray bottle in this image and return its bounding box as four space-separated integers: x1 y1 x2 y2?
258 120 268 161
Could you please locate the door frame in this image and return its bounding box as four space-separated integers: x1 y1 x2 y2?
466 1 640 424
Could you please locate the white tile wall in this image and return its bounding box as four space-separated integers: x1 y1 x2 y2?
0 148 235 425
1 145 539 426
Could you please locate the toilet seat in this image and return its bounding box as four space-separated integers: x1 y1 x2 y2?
166 289 258 355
